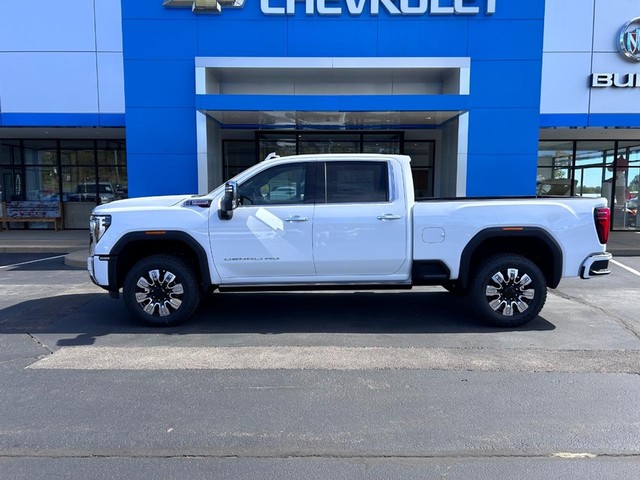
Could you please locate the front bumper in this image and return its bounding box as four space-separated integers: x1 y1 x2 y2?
87 255 113 290
580 252 612 279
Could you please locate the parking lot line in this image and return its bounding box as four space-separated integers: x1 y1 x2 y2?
0 255 66 270
611 259 640 277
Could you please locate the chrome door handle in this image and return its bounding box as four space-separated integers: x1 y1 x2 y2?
285 216 309 222
377 214 402 221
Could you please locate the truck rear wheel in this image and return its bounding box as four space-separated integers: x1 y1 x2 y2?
123 255 201 327
469 254 547 328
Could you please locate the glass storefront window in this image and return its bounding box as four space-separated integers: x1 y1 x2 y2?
575 167 605 198
1 141 21 166
97 140 128 200
246 132 434 199
404 141 434 167
62 166 97 202
24 166 59 201
362 134 401 155
98 166 128 201
97 140 126 164
538 139 639 231
18 142 60 203
0 167 19 202
258 135 296 165
412 168 434 199
1 142 22 204
61 141 95 166
299 133 359 155
616 142 640 230
0 138 127 229
537 141 574 196
23 141 57 166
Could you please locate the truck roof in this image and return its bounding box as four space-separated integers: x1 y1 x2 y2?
262 153 412 164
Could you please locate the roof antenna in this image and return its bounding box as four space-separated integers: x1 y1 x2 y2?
263 152 280 162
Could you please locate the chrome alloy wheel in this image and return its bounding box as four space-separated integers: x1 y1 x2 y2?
134 269 184 317
485 268 535 317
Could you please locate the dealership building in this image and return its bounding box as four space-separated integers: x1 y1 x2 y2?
0 0 638 230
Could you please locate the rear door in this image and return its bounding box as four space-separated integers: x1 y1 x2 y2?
312 160 408 276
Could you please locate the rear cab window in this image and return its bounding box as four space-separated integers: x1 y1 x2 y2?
320 161 390 204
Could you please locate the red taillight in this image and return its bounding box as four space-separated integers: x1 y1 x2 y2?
594 207 610 244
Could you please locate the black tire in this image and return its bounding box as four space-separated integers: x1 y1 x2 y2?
469 254 547 328
123 255 201 327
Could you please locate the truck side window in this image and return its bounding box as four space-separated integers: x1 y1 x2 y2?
238 163 307 206
325 162 389 203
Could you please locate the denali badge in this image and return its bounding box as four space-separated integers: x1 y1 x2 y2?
619 17 640 62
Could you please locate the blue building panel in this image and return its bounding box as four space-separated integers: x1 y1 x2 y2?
122 20 197 60
128 154 199 197
468 108 541 156
466 154 539 197
377 20 469 57
125 107 197 156
1 113 101 127
287 21 379 57
121 0 546 198
197 20 289 57
124 60 196 109
587 114 640 128
470 60 543 109
468 20 544 61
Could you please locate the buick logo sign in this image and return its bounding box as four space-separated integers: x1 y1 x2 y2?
619 17 640 62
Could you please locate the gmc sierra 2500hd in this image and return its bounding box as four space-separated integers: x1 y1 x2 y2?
88 154 612 328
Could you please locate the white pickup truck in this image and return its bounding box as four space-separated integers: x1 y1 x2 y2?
88 154 612 328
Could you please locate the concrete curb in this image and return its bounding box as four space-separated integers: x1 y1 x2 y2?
0 246 83 254
65 249 89 269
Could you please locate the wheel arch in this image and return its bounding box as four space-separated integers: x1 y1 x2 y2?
108 231 213 292
458 227 563 290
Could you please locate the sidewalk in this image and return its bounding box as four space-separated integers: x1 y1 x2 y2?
1 228 639 269
0 230 87 254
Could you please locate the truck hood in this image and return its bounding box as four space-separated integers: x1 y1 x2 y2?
93 195 194 213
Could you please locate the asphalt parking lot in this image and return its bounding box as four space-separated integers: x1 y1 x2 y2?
1 253 640 478
2 253 639 356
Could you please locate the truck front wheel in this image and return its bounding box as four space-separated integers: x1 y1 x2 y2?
123 255 201 327
469 254 547 328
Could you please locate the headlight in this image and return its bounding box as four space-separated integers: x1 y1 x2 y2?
89 214 111 246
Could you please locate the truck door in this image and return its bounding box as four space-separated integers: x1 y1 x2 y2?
313 160 408 276
209 162 316 281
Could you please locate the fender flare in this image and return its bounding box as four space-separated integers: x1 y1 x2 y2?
107 231 213 291
458 227 563 289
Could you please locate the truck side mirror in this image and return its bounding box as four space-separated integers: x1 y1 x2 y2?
219 181 238 220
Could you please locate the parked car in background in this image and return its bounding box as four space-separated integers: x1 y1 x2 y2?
626 197 638 227
70 182 117 203
269 185 298 202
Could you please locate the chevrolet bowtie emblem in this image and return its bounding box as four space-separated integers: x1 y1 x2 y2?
163 0 245 14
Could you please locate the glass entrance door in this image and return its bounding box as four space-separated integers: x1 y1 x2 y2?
222 132 435 199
